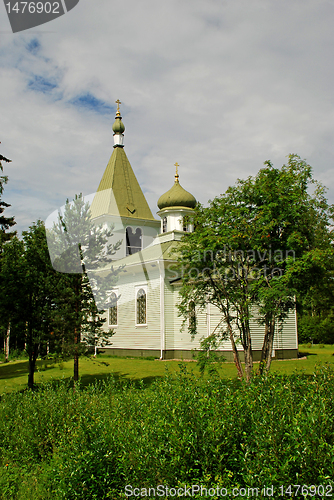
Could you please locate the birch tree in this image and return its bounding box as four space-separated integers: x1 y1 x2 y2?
177 155 334 380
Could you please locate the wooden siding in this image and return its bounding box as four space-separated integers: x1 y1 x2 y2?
165 287 207 350
170 290 298 352
101 270 161 350
164 279 175 350
100 273 297 354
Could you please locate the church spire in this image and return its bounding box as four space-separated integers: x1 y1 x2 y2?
90 100 157 221
112 99 125 148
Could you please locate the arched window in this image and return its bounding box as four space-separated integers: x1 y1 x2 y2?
126 227 142 256
137 288 147 324
162 217 167 233
188 301 196 335
109 292 117 326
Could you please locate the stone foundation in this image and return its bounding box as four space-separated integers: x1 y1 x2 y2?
98 347 299 361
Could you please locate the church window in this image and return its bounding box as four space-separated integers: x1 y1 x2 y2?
162 217 167 233
188 301 196 335
183 219 188 232
108 292 118 326
136 288 147 324
126 227 142 256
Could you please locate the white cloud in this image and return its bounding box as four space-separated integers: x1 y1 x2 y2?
1 0 334 234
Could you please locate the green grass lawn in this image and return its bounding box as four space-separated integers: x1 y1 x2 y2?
1 344 333 395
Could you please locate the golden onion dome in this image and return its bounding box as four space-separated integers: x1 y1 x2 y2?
158 163 196 210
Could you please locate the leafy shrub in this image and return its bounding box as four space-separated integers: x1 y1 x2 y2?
0 349 28 362
298 314 334 344
194 334 225 375
1 368 334 498
9 349 28 360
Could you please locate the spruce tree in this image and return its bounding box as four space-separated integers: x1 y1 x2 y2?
0 143 16 248
0 143 16 360
47 194 121 381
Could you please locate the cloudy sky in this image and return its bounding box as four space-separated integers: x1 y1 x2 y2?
1 0 334 235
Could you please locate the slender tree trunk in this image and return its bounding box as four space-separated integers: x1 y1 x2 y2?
244 342 253 382
227 322 243 379
259 321 270 375
27 319 38 389
73 282 80 382
28 353 37 389
5 322 10 362
243 322 253 382
260 314 275 375
74 325 79 382
265 318 275 372
217 292 244 379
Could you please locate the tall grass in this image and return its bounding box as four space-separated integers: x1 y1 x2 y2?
0 365 334 499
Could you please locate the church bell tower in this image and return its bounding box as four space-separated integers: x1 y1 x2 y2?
90 101 160 259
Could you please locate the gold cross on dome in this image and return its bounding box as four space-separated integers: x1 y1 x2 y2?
174 162 179 181
115 99 121 115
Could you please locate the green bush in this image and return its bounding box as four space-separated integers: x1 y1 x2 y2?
298 313 334 344
0 349 27 363
1 367 334 499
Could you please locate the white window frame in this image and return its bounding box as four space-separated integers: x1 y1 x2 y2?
135 284 148 326
126 226 143 256
108 289 119 327
162 217 167 233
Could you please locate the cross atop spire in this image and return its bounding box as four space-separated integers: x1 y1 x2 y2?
174 162 179 182
112 99 125 146
115 99 121 117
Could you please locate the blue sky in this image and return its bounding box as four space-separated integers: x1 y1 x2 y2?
1 0 334 234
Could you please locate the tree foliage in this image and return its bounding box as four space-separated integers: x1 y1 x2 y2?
0 236 24 361
0 144 16 361
0 143 16 249
0 193 120 386
1 222 58 385
177 155 334 380
21 221 59 388
46 194 121 380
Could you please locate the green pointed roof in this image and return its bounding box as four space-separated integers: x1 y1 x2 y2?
158 168 196 210
90 146 155 220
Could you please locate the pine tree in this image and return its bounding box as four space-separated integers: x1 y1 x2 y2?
0 143 16 361
0 143 16 249
47 194 121 381
21 221 59 388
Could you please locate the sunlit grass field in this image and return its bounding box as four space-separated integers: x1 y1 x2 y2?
1 344 333 394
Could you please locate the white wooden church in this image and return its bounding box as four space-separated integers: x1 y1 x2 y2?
90 103 298 361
